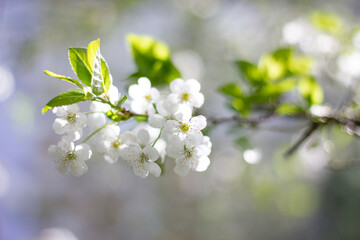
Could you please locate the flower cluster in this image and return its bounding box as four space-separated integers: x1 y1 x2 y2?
48 78 211 178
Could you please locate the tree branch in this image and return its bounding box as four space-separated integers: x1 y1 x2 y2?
283 122 319 157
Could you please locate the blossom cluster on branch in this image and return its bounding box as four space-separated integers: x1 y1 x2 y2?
47 69 211 178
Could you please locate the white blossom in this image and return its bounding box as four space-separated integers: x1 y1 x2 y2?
95 125 136 164
52 104 86 140
148 99 179 128
163 105 206 144
168 78 204 109
48 140 92 176
120 145 161 178
128 77 159 114
166 137 211 176
132 124 167 163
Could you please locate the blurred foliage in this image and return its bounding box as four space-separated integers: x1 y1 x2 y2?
126 34 181 86
309 11 344 34
220 48 322 116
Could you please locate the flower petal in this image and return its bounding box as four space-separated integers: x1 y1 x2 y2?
119 144 142 163
52 118 67 134
138 77 152 89
70 160 88 177
143 146 159 161
150 88 160 101
131 99 149 114
62 129 83 142
190 92 204 108
67 104 80 113
132 161 149 178
137 129 150 146
145 161 161 177
74 144 92 161
174 163 190 176
174 105 192 122
184 79 201 93
170 78 185 93
196 156 210 172
88 113 106 130
148 114 166 128
190 115 207 130
165 139 183 158
128 84 144 99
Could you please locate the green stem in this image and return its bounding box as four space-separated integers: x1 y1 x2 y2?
152 128 163 147
82 121 115 144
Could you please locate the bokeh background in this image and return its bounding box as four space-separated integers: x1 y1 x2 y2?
1 0 360 239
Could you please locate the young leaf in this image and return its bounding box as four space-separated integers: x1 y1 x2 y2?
126 33 181 86
219 83 243 98
309 11 343 34
69 47 92 86
276 103 303 116
42 89 89 114
87 39 100 72
85 39 104 96
235 61 263 85
44 70 83 89
101 58 111 92
298 77 324 106
258 55 286 81
90 54 104 96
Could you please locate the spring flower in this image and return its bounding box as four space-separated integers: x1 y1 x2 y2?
163 105 206 144
166 137 211 176
120 144 161 178
48 140 92 176
52 104 86 138
120 129 161 177
95 125 136 164
148 99 179 128
168 78 204 109
128 77 159 114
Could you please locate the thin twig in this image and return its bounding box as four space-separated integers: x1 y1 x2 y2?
283 122 319 157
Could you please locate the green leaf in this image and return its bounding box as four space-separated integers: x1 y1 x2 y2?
86 39 104 96
235 136 251 150
42 89 89 114
232 98 250 115
276 103 303 116
126 33 181 86
288 56 313 75
68 47 92 86
219 83 243 98
87 39 100 72
235 61 263 85
44 70 83 89
101 58 111 92
298 77 323 106
309 11 343 34
258 54 286 81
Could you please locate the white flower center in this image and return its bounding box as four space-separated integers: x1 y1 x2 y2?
139 153 148 163
67 113 77 123
65 152 76 161
112 140 121 149
145 95 152 101
182 93 190 101
180 123 189 132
